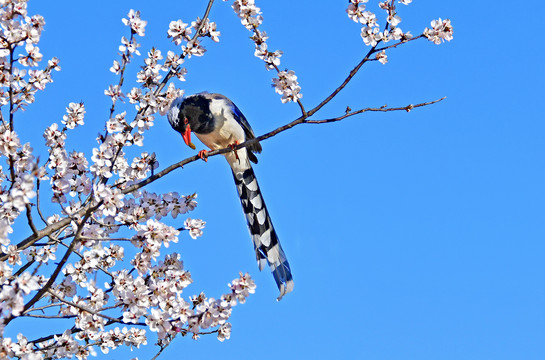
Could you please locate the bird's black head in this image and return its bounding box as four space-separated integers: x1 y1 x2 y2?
167 95 217 150
167 97 195 149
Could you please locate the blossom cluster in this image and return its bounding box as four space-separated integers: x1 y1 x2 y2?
346 1 452 65
347 0 413 49
166 15 220 59
424 18 454 45
0 3 254 359
225 0 302 103
0 1 59 110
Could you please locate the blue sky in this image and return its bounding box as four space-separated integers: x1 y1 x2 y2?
11 0 545 359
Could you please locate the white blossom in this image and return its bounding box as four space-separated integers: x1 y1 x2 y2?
122 10 147 36
62 102 85 129
376 50 388 64
272 70 302 103
167 20 192 46
424 18 454 45
184 218 206 239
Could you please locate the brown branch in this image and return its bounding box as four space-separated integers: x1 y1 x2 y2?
306 97 446 124
21 314 74 319
307 45 377 117
55 238 115 279
79 236 133 242
150 329 219 360
35 178 48 225
0 199 102 262
307 33 427 118
3 210 94 326
46 289 125 325
374 34 425 53
23 302 62 314
25 203 39 236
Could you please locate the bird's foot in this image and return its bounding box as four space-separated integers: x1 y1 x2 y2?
197 150 208 162
228 141 240 161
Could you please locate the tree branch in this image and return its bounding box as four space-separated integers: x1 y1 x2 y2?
46 289 127 325
306 96 446 124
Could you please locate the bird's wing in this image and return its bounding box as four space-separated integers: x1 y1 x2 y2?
205 93 262 157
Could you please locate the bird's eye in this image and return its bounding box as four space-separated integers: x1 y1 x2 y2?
184 117 189 125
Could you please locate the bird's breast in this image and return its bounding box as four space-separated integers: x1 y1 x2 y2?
195 114 246 150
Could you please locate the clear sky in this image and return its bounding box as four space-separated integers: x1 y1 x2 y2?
12 0 545 359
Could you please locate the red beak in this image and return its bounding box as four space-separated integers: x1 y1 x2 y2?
182 121 196 150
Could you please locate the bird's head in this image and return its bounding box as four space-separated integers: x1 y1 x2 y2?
167 97 196 150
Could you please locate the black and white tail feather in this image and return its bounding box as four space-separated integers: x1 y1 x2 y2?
231 162 293 300
167 92 294 300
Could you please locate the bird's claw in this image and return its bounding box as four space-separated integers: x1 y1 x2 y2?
197 150 208 162
229 141 240 161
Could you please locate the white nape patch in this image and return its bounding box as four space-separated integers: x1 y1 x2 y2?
256 208 266 225
167 106 180 127
250 194 263 209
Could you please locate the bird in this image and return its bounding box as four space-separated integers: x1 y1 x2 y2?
167 92 294 300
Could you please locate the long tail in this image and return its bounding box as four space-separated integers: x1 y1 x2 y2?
231 164 294 300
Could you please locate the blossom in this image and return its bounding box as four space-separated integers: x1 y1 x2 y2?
119 36 141 56
424 18 454 45
48 57 61 71
146 308 171 339
0 220 13 246
167 20 192 45
104 84 124 102
228 272 256 304
232 0 263 30
110 60 121 74
182 39 206 58
184 218 206 239
272 70 302 103
62 102 85 129
376 50 388 64
0 124 21 156
361 26 382 46
122 10 147 36
217 323 232 342
346 0 370 23
43 122 65 148
18 43 42 67
192 17 221 42
93 184 124 217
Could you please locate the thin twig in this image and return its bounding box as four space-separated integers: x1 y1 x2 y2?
21 314 75 319
307 45 377 117
35 178 48 225
25 204 39 236
306 97 446 124
46 289 126 325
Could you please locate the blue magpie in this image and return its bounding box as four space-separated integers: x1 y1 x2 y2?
167 92 294 300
